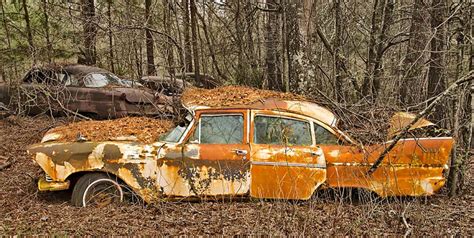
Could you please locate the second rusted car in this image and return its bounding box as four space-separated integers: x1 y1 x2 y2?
28 99 453 207
0 64 172 118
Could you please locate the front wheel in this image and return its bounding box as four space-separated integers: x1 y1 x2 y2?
71 173 124 207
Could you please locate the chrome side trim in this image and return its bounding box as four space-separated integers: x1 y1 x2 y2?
251 161 326 169
328 162 447 168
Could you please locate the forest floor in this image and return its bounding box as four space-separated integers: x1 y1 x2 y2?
0 115 472 236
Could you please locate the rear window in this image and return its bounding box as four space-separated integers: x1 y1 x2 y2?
254 116 312 146
314 124 340 145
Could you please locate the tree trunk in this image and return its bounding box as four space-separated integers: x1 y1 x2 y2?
189 0 200 82
447 1 472 197
80 0 97 65
164 0 175 76
399 0 428 105
145 0 156 75
1 0 18 80
334 0 343 101
41 0 52 63
182 0 193 72
107 0 115 73
21 0 35 61
235 0 245 84
196 9 226 81
427 0 447 123
265 0 283 91
362 0 394 102
281 0 289 92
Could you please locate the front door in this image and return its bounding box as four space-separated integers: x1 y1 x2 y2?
179 110 251 197
250 112 326 200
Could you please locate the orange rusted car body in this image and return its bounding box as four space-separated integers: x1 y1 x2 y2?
28 99 453 202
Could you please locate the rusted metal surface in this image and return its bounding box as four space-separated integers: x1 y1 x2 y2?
28 98 454 202
2 64 173 118
38 177 70 191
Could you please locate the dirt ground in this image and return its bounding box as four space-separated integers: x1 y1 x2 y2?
0 116 472 236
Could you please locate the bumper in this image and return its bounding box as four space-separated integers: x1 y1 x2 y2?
38 177 70 191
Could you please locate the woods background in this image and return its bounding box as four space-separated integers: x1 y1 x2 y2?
0 0 472 195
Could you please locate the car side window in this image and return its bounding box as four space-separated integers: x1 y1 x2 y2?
314 124 339 145
192 114 244 144
83 73 109 88
254 116 312 146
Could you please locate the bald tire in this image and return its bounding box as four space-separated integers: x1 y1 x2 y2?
71 173 124 207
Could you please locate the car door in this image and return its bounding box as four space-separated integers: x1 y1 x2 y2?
175 109 251 197
249 111 326 200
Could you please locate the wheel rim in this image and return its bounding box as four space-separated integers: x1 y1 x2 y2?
82 178 124 207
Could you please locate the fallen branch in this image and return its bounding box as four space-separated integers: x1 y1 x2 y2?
367 70 474 175
401 204 412 237
0 155 14 171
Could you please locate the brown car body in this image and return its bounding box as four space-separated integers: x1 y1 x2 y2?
28 98 453 205
0 64 172 118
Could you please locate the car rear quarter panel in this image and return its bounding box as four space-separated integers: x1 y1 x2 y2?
322 137 454 196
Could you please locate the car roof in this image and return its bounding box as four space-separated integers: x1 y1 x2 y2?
185 98 338 127
62 64 109 75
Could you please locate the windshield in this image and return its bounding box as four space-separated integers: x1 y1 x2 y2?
160 113 193 143
83 73 128 88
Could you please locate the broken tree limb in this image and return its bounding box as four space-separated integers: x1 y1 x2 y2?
0 155 14 171
367 70 474 175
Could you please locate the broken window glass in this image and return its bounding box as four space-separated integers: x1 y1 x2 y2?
254 116 312 146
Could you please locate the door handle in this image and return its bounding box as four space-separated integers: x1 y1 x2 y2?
232 149 248 156
311 151 323 156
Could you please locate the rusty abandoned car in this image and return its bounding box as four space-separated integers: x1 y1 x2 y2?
27 98 453 207
0 64 172 118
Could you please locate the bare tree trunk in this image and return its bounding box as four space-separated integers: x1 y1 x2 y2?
182 0 193 72
41 0 52 63
265 0 283 91
334 0 343 102
362 0 394 102
189 0 200 82
399 0 427 105
145 0 156 75
448 1 472 196
80 0 97 65
21 0 35 62
107 0 115 73
427 0 447 123
164 0 175 76
196 9 226 81
235 0 246 85
281 0 289 92
1 0 18 80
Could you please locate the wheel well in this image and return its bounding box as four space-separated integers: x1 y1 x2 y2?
67 171 126 190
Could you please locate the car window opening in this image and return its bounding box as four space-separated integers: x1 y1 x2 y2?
254 115 312 146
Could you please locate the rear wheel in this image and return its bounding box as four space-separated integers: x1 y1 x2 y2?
71 173 124 207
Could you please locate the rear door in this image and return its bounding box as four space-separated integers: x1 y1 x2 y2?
249 111 326 200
